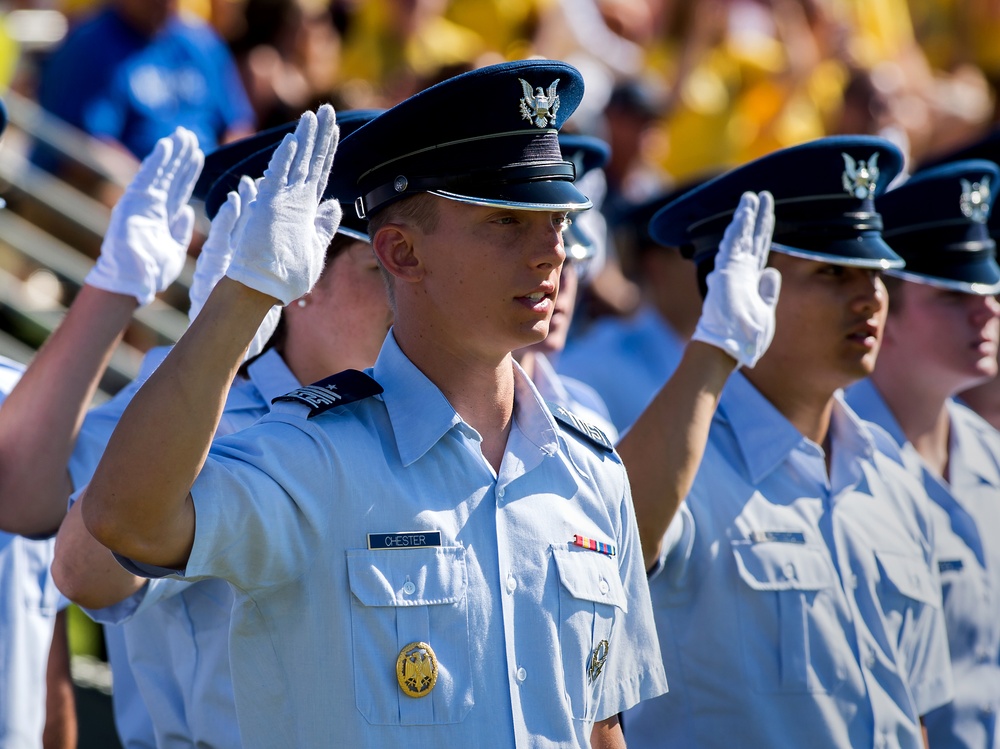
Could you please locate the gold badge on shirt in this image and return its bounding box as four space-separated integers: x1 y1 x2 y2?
396 642 439 698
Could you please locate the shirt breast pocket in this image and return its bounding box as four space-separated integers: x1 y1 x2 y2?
875 550 941 641
552 546 628 721
346 546 473 725
731 540 838 694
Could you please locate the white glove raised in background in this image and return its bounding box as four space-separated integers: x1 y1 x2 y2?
693 190 781 369
189 175 280 360
225 104 341 305
85 128 203 306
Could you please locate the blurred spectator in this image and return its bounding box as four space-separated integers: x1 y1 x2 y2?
337 0 485 104
228 0 341 129
33 0 254 186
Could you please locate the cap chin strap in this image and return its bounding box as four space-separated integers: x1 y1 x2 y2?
355 161 576 219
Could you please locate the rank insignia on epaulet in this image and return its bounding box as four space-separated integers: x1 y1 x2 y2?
272 369 383 418
548 402 614 452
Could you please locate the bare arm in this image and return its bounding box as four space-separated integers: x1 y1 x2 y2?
81 279 272 569
82 104 342 569
618 341 735 569
52 495 147 609
42 610 77 749
0 288 135 536
619 191 779 570
0 128 203 537
591 714 626 749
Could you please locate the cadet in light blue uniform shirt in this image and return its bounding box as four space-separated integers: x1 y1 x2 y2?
82 62 668 748
846 158 1000 749
0 357 67 749
625 137 954 749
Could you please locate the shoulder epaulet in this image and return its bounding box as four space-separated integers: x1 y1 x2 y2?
548 401 614 453
271 369 383 418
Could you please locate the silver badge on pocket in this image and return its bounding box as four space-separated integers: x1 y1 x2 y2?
588 639 610 683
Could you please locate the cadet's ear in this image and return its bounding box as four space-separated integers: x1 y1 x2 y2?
372 224 424 283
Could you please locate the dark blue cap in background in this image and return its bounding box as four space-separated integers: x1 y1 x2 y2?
558 132 609 277
338 59 592 219
0 98 6 137
879 159 1000 294
201 109 383 241
650 135 906 269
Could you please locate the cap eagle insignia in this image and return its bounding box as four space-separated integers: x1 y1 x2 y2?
841 152 880 199
960 176 991 223
519 78 560 128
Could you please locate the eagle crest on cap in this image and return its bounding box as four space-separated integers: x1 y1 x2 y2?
960 176 991 224
841 152 880 199
519 78 560 128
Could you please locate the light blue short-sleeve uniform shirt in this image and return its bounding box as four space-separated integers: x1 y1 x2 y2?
140 332 666 749
0 357 66 748
558 304 685 434
530 353 619 443
625 373 953 749
848 378 1000 749
69 348 298 749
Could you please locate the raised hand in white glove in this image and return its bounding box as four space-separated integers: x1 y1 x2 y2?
226 104 341 305
189 175 281 359
86 127 204 306
693 190 781 369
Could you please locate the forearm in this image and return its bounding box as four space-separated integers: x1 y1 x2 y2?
82 278 275 568
617 341 735 569
0 286 136 536
53 497 146 609
42 610 77 749
590 715 625 749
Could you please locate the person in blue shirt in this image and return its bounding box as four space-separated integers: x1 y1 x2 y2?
74 60 686 749
624 136 955 749
35 0 254 183
846 159 1000 749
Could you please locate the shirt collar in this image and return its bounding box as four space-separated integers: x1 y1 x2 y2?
947 399 1000 488
843 378 908 446
247 349 301 404
720 373 875 484
374 331 559 468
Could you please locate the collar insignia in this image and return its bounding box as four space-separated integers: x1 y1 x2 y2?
841 152 880 199
960 176 991 223
519 78 560 128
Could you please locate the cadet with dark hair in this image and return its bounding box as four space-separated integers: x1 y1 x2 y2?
624 137 954 749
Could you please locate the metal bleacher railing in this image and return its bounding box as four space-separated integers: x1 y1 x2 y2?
0 88 196 398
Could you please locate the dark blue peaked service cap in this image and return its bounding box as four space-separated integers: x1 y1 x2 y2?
915 128 1000 242
558 132 609 268
338 59 592 219
650 135 906 269
879 159 1000 294
199 109 383 241
0 97 6 136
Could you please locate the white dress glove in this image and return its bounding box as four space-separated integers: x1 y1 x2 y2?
86 128 204 306
693 190 781 369
226 104 342 305
189 175 281 360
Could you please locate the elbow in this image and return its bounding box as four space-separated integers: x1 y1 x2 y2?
79 488 124 555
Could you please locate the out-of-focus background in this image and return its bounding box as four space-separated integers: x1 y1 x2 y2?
0 0 996 744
